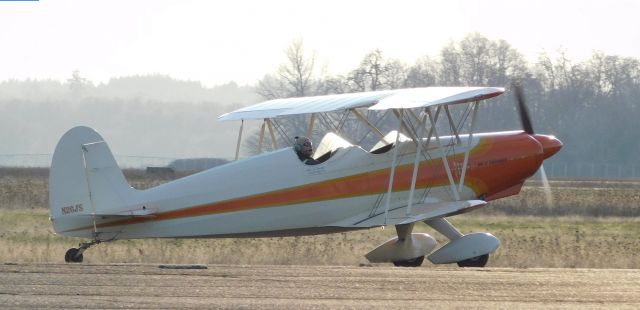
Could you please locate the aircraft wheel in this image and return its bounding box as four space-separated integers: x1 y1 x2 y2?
64 248 83 263
457 254 489 267
392 256 425 267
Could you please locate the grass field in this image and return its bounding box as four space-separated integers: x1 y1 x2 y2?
0 168 638 268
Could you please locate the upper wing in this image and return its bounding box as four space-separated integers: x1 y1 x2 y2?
368 87 504 110
218 89 397 121
218 87 504 121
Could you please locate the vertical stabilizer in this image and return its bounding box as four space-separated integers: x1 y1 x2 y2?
49 126 137 237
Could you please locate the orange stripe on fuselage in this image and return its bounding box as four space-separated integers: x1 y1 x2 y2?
65 133 543 232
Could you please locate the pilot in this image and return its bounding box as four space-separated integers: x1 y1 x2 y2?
294 136 320 165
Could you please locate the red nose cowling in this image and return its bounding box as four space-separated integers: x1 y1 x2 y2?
532 134 563 159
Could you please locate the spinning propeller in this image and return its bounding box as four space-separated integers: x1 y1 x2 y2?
512 82 554 207
514 83 534 135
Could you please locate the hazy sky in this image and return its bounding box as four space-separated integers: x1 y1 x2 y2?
1 0 639 87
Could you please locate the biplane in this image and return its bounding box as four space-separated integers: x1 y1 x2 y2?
49 86 561 267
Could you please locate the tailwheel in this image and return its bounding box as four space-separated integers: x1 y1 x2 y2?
64 248 83 263
64 239 101 263
457 254 489 267
393 256 425 267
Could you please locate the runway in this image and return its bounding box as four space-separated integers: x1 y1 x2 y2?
1 263 639 309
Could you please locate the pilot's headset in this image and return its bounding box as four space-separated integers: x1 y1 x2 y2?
294 136 313 156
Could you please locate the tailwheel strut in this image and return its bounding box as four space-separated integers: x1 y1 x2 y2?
65 239 101 263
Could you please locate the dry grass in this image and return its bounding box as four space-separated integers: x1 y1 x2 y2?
1 168 638 268
449 215 640 269
1 208 638 268
0 167 192 209
486 181 640 217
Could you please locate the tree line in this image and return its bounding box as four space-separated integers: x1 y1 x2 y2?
1 33 637 172
254 34 640 168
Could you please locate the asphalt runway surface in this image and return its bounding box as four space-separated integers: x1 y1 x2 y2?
1 263 639 309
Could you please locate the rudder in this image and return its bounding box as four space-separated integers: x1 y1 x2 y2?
49 126 137 237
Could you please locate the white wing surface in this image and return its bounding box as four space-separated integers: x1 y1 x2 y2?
218 87 504 121
368 87 504 110
218 90 397 121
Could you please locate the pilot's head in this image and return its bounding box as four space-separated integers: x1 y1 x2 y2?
294 136 313 157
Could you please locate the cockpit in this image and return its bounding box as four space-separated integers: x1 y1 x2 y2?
299 131 409 165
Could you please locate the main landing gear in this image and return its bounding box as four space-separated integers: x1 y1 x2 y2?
424 218 499 268
64 239 101 263
457 254 489 267
393 256 425 267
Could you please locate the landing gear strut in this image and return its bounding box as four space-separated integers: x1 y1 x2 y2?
64 239 101 263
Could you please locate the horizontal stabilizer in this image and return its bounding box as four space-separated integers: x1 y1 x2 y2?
82 207 158 220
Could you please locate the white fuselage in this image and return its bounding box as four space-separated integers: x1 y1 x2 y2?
58 130 545 241
68 136 477 239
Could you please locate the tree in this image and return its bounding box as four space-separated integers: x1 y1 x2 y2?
439 42 462 86
67 70 91 93
315 75 348 95
255 39 316 99
347 49 388 91
382 59 408 89
255 73 290 100
405 56 438 87
459 33 491 85
247 36 640 175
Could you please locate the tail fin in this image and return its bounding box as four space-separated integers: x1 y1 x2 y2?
49 126 137 237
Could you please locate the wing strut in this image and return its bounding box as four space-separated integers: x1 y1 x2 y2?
427 107 461 201
257 119 266 153
306 113 316 137
406 111 428 216
383 109 404 224
444 106 461 144
458 101 479 191
266 119 278 149
351 108 388 142
234 120 244 160
392 110 420 147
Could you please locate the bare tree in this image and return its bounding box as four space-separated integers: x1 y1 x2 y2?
348 49 388 91
535 52 557 92
255 74 289 100
405 56 438 87
459 33 491 85
316 75 348 95
439 42 462 86
382 59 408 89
255 39 316 99
280 38 315 97
489 39 527 85
67 70 91 93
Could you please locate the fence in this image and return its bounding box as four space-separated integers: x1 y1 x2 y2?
544 162 640 179
0 154 175 170
0 154 234 172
